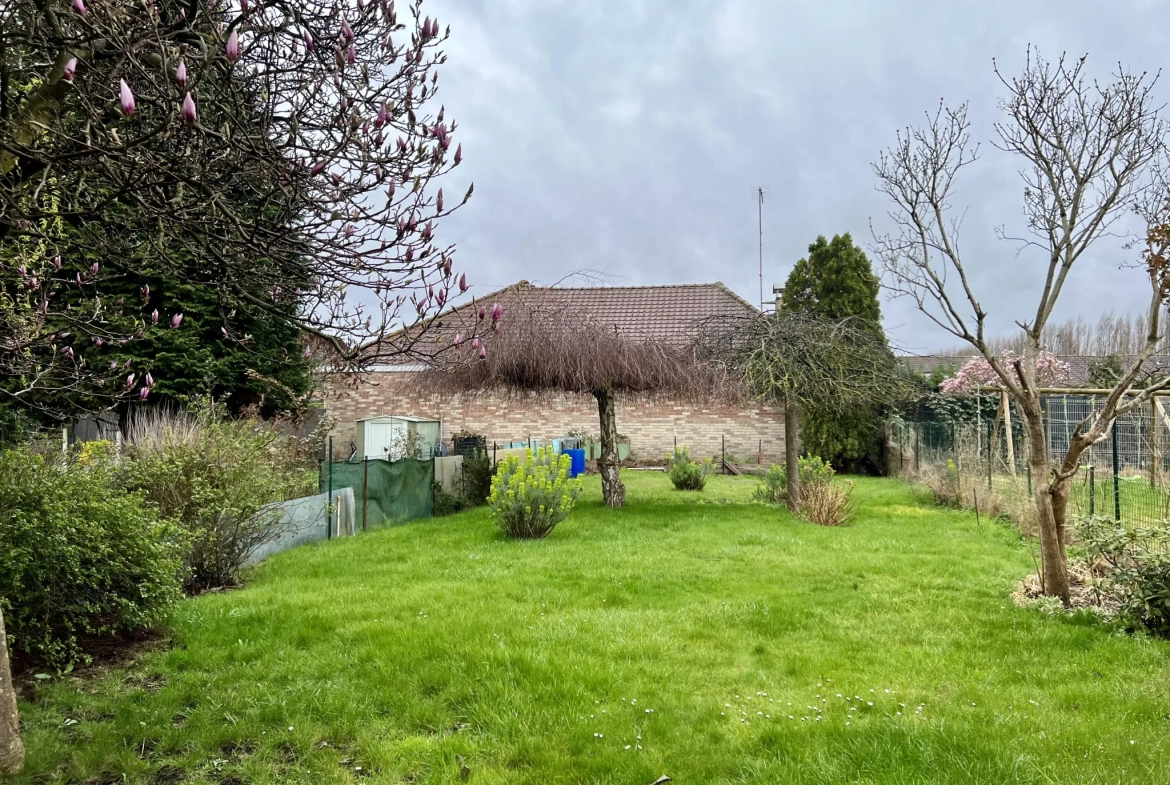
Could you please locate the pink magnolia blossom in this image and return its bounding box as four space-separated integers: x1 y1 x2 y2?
478 345 487 360
63 58 78 82
459 273 468 293
453 333 462 346
175 60 188 87
491 303 502 321
72 0 86 16
939 350 1071 395
226 30 240 61
471 337 480 349
140 387 150 401
126 373 136 387
454 143 462 165
119 79 136 115
145 372 154 387
151 309 159 324
171 312 183 328
181 92 197 124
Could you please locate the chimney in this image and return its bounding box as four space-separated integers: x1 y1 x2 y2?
772 283 784 313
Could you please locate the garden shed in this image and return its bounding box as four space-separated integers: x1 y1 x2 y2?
354 415 441 460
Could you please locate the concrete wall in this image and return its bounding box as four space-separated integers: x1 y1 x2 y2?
325 373 788 466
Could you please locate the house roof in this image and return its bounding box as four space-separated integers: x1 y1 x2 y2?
899 354 1170 388
417 280 760 345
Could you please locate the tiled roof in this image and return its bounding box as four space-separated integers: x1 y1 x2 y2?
448 281 760 343
899 354 1170 388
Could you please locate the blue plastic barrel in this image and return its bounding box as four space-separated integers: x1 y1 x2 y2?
564 448 586 478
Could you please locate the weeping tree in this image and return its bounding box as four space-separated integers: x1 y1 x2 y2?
872 50 1170 604
703 311 911 511
417 298 727 508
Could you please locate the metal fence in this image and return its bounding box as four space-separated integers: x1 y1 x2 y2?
891 393 1169 529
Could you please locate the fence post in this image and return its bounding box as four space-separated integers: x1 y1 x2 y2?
721 434 726 475
1088 464 1095 517
915 424 920 472
987 421 993 490
327 437 334 540
362 457 369 533
1112 423 1121 522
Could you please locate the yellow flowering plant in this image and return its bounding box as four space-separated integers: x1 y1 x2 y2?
488 446 582 538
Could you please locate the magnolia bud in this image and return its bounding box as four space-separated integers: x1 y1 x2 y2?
478 306 485 321
454 143 462 165
151 309 159 324
63 58 78 82
181 92 197 124
176 60 188 87
304 30 314 51
119 79 137 115
436 189 443 212
126 373 136 387
140 387 150 400
478 345 487 360
72 0 86 15
471 337 480 349
226 30 240 61
53 256 62 269
89 262 99 274
459 273 468 292
171 313 183 328
145 372 154 386
491 303 502 321
454 333 462 346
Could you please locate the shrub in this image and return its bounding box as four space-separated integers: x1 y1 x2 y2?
489 447 581 539
1078 516 1170 636
461 447 495 506
120 402 316 591
667 446 710 491
797 478 856 526
752 456 837 503
0 445 184 667
432 477 470 517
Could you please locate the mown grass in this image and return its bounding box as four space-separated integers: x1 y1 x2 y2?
12 473 1170 784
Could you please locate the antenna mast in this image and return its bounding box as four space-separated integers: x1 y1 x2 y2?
757 187 765 311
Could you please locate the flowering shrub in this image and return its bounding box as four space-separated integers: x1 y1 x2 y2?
666 446 711 491
939 350 1070 394
489 447 582 539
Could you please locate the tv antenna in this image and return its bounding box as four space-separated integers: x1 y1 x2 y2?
756 186 768 311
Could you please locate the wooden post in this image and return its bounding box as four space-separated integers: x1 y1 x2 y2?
362 458 369 532
1151 395 1159 489
1002 390 1016 478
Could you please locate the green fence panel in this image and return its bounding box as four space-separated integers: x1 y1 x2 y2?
322 458 433 527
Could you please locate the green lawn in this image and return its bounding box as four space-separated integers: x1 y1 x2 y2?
13 473 1170 784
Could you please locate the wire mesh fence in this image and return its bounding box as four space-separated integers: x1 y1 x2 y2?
890 392 1170 531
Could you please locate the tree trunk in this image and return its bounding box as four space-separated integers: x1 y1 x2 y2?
785 401 801 512
1020 398 1071 605
595 388 626 508
0 608 24 776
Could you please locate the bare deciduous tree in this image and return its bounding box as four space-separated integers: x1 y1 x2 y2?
872 50 1170 603
701 311 909 510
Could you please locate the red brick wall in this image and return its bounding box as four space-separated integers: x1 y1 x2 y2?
326 373 789 465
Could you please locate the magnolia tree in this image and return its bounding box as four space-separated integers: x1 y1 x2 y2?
2 0 478 399
873 50 1170 604
939 351 1070 395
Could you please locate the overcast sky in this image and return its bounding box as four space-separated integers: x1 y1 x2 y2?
425 0 1169 353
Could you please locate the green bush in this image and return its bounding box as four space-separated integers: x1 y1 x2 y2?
752 456 836 503
488 447 581 539
667 446 710 491
432 478 470 517
0 444 184 667
1078 516 1170 636
119 403 316 591
461 447 495 506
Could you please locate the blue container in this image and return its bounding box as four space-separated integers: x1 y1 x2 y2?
564 448 586 478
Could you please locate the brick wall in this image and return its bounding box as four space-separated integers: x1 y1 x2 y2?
325 372 789 466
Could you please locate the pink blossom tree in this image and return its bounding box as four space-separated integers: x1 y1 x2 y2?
939 351 1070 395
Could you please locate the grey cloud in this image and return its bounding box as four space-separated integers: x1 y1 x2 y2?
428 0 1170 351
